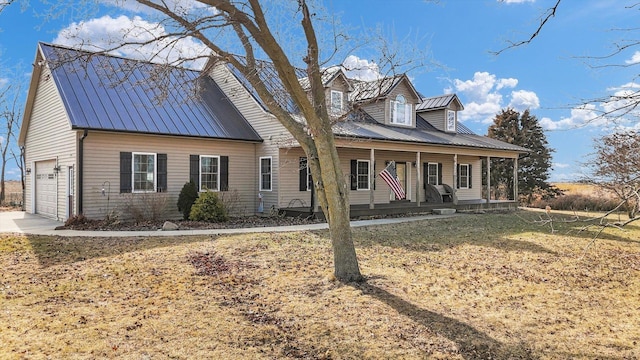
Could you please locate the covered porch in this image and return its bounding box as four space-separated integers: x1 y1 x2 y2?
283 198 518 220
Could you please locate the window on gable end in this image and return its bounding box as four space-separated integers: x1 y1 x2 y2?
260 156 272 191
446 110 456 132
330 90 343 113
391 94 412 125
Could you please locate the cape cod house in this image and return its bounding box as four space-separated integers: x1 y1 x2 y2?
19 42 527 221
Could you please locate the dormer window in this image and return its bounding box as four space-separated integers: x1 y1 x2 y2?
391 95 412 125
330 90 343 113
446 110 456 132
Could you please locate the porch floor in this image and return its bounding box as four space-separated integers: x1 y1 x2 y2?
282 199 518 220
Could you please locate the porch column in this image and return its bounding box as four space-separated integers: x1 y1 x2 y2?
486 156 491 204
453 154 458 205
513 156 519 201
416 151 421 207
370 148 375 209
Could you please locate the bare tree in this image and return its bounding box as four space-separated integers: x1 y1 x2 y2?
1 83 22 205
48 0 426 282
583 130 640 219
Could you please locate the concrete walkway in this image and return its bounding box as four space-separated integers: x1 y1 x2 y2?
0 211 460 237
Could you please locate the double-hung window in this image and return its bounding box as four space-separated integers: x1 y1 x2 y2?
446 110 456 132
260 157 272 191
330 90 343 113
391 94 412 125
427 163 439 185
357 160 370 190
133 152 156 192
299 157 313 191
200 155 219 191
459 164 470 189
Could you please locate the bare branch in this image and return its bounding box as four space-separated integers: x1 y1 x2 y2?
492 0 562 55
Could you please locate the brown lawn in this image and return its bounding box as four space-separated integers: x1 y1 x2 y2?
1 209 639 359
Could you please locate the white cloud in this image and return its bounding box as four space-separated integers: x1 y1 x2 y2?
451 71 537 123
54 15 210 69
625 51 640 64
539 104 599 130
553 162 570 169
509 90 539 111
342 55 382 81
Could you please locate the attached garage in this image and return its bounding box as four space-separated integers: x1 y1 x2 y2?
35 159 57 218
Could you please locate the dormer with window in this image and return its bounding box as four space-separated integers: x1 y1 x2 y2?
416 94 464 133
390 94 412 126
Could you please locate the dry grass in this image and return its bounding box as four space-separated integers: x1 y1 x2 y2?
553 182 612 197
1 209 639 359
1 180 22 209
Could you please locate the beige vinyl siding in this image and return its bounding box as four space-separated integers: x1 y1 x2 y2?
455 156 482 201
419 109 446 132
23 65 78 220
278 148 313 209
81 132 257 219
208 64 288 211
359 99 386 124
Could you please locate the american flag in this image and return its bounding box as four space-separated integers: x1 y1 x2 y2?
379 161 405 200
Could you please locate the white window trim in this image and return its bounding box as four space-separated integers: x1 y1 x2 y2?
446 110 456 132
199 155 220 192
330 90 343 112
356 159 370 191
390 95 412 126
132 152 157 193
427 162 439 185
459 163 470 189
259 156 272 191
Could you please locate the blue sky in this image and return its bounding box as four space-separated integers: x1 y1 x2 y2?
1 0 639 182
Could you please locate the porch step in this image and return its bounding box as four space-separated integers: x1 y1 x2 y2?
432 208 456 215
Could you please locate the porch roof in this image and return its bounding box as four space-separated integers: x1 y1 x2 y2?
332 114 528 153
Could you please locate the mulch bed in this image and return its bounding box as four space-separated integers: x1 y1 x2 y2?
57 215 323 231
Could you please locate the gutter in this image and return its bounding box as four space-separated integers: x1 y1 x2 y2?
78 130 88 214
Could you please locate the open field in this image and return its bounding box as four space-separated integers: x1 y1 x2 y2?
1 180 22 209
1 209 639 359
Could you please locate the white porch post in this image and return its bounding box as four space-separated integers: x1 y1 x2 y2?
513 156 519 201
486 156 491 204
453 154 458 205
370 148 375 209
416 151 421 207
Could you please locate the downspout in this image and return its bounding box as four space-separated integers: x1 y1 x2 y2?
78 130 88 214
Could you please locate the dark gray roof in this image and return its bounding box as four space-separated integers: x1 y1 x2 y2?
416 94 463 111
333 115 528 153
40 42 261 141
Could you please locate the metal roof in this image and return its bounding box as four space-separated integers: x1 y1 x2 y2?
40 43 262 141
333 116 528 153
416 94 463 111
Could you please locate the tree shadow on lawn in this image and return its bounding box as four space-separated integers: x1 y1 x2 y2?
353 280 538 360
346 213 638 254
26 234 214 268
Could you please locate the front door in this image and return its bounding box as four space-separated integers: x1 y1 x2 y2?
390 162 408 201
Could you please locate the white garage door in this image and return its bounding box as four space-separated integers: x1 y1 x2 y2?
35 160 56 218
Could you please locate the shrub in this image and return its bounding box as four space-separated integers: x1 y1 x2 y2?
218 188 244 216
121 193 169 222
189 191 229 222
177 181 198 220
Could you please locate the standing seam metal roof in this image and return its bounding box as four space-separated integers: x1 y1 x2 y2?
40 42 262 142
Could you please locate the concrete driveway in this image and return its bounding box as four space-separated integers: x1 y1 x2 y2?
0 211 64 235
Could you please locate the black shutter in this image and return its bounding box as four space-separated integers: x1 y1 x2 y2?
120 152 132 193
157 153 167 192
189 155 199 185
350 160 357 190
456 164 461 189
438 163 443 185
220 156 229 191
469 164 473 189
423 163 428 189
299 157 307 191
